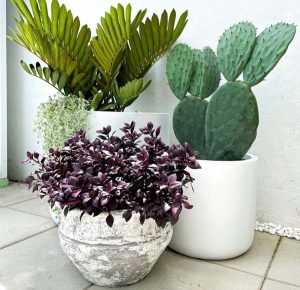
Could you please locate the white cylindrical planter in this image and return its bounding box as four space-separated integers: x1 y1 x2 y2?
59 210 173 287
88 111 170 144
169 154 258 260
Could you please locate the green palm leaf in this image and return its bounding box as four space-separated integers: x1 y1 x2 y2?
9 0 95 94
113 79 151 110
90 4 147 93
119 9 188 83
21 61 72 94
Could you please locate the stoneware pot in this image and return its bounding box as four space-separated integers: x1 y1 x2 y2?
169 154 258 260
58 209 173 287
88 111 170 144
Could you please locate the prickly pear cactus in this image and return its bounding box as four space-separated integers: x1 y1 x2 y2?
205 82 258 160
166 44 194 99
217 22 256 81
173 96 208 159
243 23 296 86
188 47 220 98
167 22 296 160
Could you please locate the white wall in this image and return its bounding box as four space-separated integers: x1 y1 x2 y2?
0 0 7 180
6 0 300 227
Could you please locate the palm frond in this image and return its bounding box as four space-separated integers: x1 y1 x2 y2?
90 4 147 93
119 9 188 83
9 0 95 94
113 79 151 110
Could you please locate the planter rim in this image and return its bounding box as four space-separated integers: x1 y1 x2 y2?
197 154 257 163
67 208 128 217
90 111 169 116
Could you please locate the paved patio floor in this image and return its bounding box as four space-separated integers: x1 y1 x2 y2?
0 182 299 290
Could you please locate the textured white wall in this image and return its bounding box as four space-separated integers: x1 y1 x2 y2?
6 0 300 227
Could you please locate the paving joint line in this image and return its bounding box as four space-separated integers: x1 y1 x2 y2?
169 247 262 278
267 278 300 288
259 236 282 290
82 283 93 290
209 261 263 278
6 206 52 220
1 196 37 207
0 226 57 250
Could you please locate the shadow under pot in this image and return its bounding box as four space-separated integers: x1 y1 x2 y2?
58 209 173 287
169 154 258 260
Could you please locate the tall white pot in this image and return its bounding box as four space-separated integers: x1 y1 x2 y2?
88 111 170 143
169 154 258 260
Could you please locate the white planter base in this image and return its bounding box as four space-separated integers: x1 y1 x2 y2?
169 155 258 260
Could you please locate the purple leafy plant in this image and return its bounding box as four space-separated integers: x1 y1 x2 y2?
24 122 200 227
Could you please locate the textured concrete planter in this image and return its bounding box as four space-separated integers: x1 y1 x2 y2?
169 154 258 260
58 209 173 287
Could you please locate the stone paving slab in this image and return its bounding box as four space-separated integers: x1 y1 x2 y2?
213 231 280 276
0 207 55 249
90 249 262 290
9 196 52 219
0 182 35 206
0 228 90 290
267 237 300 287
262 279 300 290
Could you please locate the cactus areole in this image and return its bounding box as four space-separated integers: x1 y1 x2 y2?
167 22 296 161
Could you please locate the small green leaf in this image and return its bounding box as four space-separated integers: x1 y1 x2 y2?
36 62 43 78
91 92 103 110
43 67 51 82
51 70 60 85
58 72 68 90
51 0 60 38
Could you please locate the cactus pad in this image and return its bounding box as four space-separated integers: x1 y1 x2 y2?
173 96 208 159
243 23 296 86
205 81 259 160
188 47 220 98
217 22 256 81
166 44 194 99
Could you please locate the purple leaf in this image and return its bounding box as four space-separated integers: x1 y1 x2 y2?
106 213 114 227
123 210 132 222
171 203 182 219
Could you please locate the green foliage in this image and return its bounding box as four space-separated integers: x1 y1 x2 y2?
166 44 194 99
9 0 94 95
8 1 188 111
173 96 208 158
243 23 296 86
205 82 258 160
168 22 295 160
113 79 151 110
217 22 256 81
34 94 90 152
188 47 220 98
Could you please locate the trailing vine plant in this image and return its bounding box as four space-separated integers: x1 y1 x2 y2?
34 93 90 152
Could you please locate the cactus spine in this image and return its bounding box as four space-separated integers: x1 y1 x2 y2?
167 22 296 160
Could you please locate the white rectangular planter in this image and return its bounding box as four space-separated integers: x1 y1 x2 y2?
169 154 258 260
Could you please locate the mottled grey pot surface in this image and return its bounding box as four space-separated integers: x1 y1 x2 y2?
58 209 173 287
